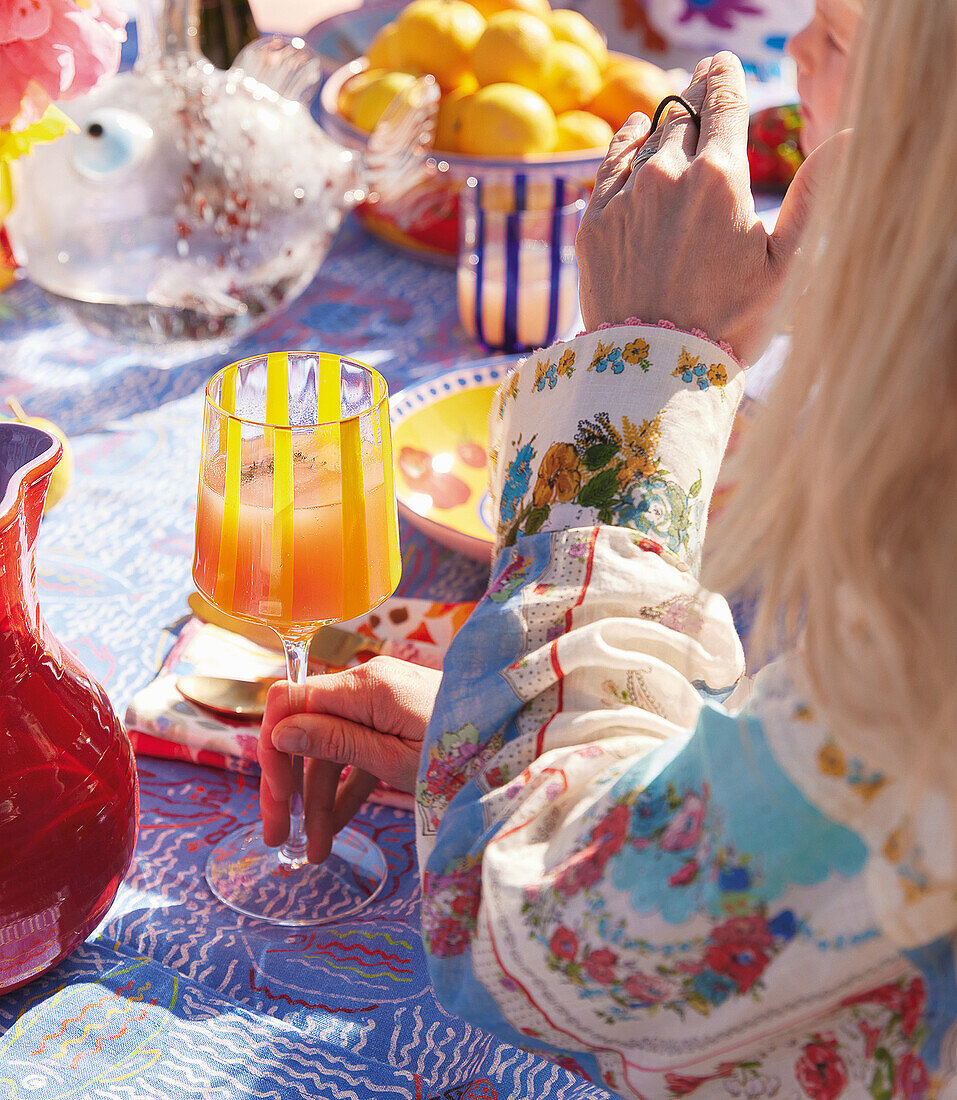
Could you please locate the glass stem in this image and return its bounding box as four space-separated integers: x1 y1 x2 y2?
278 635 313 870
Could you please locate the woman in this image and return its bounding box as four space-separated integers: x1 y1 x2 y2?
788 0 864 154
260 2 957 1095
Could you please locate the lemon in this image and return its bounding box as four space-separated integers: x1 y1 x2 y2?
540 40 601 113
459 82 557 156
347 71 419 132
548 8 606 68
470 11 552 89
338 68 386 121
589 58 672 131
365 21 402 69
465 0 551 19
555 109 613 151
5 398 73 514
394 0 485 90
434 85 475 151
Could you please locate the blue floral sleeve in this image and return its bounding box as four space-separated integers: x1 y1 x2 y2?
414 326 952 1098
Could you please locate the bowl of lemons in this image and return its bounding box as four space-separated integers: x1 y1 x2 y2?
316 0 674 261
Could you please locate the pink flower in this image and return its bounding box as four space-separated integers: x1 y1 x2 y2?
451 893 478 919
703 941 770 993
794 1035 847 1100
483 765 508 788
710 915 774 952
669 859 700 887
592 804 629 857
427 916 471 958
583 948 617 984
554 844 607 897
896 1052 930 1100
549 926 578 961
623 971 675 1004
0 0 125 127
659 602 704 634
660 792 707 851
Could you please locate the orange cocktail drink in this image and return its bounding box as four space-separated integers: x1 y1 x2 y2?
194 440 395 635
191 352 402 926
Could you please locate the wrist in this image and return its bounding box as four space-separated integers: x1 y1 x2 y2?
581 316 745 369
490 324 744 573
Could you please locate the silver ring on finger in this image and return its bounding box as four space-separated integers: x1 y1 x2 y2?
630 137 660 173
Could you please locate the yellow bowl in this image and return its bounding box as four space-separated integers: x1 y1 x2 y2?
390 361 518 560
391 362 754 562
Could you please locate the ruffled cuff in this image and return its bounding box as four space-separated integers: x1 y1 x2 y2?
488 323 744 574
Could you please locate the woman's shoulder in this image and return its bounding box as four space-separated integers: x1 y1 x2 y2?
746 657 957 950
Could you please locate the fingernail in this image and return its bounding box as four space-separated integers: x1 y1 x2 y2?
711 50 734 70
274 725 306 753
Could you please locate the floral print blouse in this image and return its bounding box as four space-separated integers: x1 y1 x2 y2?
415 323 957 1100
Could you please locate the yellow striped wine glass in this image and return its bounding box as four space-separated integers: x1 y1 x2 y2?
193 352 400 925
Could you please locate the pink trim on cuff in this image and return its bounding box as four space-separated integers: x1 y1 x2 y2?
579 318 744 368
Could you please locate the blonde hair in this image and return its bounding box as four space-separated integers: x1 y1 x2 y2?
707 0 957 778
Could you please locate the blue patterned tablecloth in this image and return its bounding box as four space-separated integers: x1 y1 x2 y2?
0 221 612 1099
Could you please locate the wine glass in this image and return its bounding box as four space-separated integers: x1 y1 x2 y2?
193 351 400 925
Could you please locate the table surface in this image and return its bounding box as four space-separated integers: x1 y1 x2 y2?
0 218 614 1100
0 140 783 1096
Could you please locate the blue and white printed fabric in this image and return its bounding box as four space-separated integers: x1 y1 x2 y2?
417 324 957 1099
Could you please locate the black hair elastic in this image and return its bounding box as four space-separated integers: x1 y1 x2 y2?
650 94 702 134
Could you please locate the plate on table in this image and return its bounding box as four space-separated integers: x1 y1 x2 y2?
391 361 757 564
390 360 518 562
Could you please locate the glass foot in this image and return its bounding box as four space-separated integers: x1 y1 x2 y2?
206 824 388 926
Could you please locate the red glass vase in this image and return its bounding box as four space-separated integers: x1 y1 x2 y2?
0 422 138 994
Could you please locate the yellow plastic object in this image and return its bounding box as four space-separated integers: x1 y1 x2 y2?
378 388 402 596
390 361 519 561
214 363 242 611
340 413 370 620
0 105 74 166
266 351 295 616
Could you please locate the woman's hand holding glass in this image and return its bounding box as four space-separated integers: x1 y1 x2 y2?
577 52 837 363
259 657 441 863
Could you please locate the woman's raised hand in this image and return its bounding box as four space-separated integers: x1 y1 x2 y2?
577 52 833 363
258 657 441 864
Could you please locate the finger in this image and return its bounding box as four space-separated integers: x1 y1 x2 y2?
271 711 413 790
768 128 850 276
259 761 291 848
654 56 712 163
294 659 415 732
332 768 381 834
303 756 343 864
698 51 750 159
259 708 296 804
259 680 300 802
588 112 652 212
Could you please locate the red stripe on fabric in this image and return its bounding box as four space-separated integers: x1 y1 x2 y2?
249 970 378 1012
534 646 564 758
534 527 600 758
574 526 600 614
